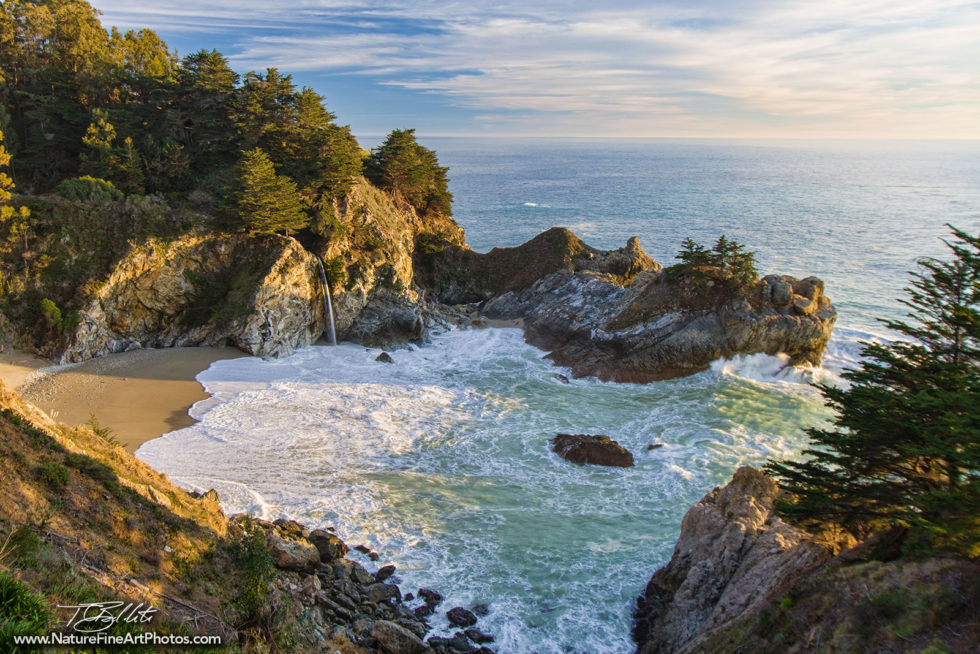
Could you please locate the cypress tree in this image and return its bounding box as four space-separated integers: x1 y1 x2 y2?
231 148 308 236
767 226 980 556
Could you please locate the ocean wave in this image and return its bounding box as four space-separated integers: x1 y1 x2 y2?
137 327 836 654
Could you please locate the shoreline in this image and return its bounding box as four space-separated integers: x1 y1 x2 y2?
3 347 246 452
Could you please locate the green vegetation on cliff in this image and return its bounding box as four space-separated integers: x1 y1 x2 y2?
0 0 459 354
768 226 980 557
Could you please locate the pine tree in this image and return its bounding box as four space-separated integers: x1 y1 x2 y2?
365 128 452 216
231 148 308 236
767 226 980 556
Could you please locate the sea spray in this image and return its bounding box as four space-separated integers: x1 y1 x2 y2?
137 328 836 653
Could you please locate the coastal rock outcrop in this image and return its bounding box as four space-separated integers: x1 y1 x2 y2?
317 178 467 346
632 467 832 654
419 227 661 304
551 433 635 467
61 232 327 363
483 259 836 381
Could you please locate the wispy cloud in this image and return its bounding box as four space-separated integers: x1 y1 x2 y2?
91 0 980 137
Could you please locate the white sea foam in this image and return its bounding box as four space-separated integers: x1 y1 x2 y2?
137 327 851 653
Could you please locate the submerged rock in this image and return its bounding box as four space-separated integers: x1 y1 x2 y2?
464 627 494 644
552 433 635 467
376 351 395 363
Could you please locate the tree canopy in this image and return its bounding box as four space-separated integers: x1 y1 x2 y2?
0 1 365 201
668 235 758 292
230 148 308 236
767 226 980 557
365 128 452 217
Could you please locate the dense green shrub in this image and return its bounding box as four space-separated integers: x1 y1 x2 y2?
0 571 52 643
229 521 275 625
38 461 69 487
663 235 758 292
54 176 125 202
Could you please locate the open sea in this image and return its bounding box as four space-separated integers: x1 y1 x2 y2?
137 138 980 653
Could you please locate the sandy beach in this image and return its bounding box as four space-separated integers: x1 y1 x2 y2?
2 347 245 452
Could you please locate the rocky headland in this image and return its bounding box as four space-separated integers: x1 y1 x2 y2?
24 202 837 382
633 467 980 653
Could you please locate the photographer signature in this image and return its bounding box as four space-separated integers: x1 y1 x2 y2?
59 601 158 633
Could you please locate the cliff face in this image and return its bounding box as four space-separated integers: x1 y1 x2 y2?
483 263 836 381
61 232 327 363
58 178 470 362
633 468 980 654
633 467 832 653
315 178 467 346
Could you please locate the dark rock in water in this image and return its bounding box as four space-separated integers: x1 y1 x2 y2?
427 632 474 652
375 564 397 582
481 247 837 383
418 588 443 607
555 374 570 384
368 551 381 561
372 620 426 654
376 351 394 363
551 433 634 467
647 443 665 450
355 544 372 554
473 648 496 654
447 606 478 627
309 529 348 562
413 604 433 619
404 592 415 602
471 603 489 617
464 627 494 643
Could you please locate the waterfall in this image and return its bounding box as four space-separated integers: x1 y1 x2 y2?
314 256 338 346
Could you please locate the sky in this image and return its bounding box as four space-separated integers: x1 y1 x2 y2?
89 0 980 140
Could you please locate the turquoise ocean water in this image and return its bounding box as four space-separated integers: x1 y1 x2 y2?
138 139 980 653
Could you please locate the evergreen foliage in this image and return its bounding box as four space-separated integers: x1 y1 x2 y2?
365 128 452 216
767 226 980 557
0 2 364 201
667 235 758 291
230 148 308 235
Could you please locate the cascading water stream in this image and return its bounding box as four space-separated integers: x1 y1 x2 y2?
314 256 338 346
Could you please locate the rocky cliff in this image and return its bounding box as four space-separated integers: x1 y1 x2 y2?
633 468 980 654
483 259 836 382
633 467 832 653
61 232 328 362
313 178 467 346
60 179 470 362
52 178 835 377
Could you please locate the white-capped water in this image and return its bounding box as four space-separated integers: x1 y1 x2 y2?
138 328 834 653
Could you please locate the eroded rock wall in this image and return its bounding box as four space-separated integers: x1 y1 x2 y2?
633 467 832 654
